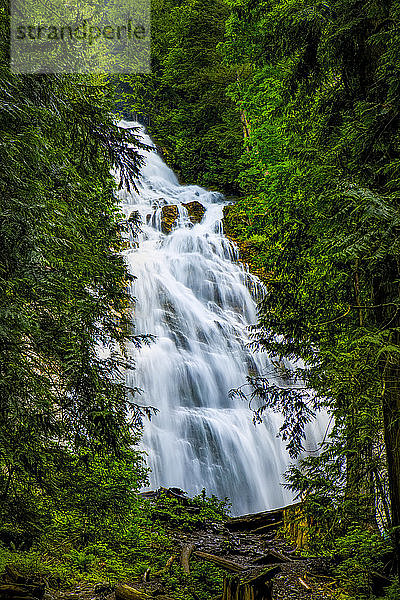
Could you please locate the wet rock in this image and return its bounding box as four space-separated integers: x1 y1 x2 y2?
161 205 179 234
182 201 206 225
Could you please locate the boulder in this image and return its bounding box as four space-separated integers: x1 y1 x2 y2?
161 205 179 234
182 201 206 225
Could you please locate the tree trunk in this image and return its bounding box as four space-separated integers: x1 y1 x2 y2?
382 346 400 573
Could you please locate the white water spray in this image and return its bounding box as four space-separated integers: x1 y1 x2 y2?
118 121 326 514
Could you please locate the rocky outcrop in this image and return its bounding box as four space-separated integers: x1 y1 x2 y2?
160 201 206 234
182 201 206 225
161 205 179 234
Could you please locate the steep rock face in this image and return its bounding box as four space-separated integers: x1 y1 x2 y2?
182 201 206 225
161 205 179 234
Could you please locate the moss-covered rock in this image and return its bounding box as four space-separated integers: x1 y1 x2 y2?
182 201 206 224
161 205 179 234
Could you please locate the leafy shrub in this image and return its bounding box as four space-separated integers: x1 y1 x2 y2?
332 525 391 597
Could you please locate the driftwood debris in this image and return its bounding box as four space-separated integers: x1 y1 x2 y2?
193 551 245 573
252 520 283 534
226 502 311 551
226 503 303 533
223 566 281 600
181 543 195 575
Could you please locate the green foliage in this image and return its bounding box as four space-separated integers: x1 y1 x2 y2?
160 560 224 600
115 0 243 192
149 489 231 530
0 493 168 587
380 580 400 600
219 0 400 542
332 526 391 597
0 488 227 600
0 0 155 571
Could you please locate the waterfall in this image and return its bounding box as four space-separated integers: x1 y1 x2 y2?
118 121 326 515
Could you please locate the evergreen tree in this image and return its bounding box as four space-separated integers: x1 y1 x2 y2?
222 0 400 574
0 1 149 542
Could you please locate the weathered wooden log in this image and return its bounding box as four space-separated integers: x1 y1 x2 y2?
181 543 195 575
226 502 303 532
115 584 152 600
193 551 245 572
226 508 283 532
223 566 280 600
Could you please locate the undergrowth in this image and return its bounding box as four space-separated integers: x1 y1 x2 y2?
0 489 229 598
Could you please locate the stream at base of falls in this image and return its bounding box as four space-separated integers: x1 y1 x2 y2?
118 121 327 515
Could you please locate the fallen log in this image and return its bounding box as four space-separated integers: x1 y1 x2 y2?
223 566 281 600
115 584 152 600
226 508 283 532
181 543 195 575
226 502 303 532
193 551 245 572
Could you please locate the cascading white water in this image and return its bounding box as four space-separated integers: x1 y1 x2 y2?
118 121 326 515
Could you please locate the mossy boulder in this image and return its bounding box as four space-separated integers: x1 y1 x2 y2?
161 205 179 234
182 201 206 224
